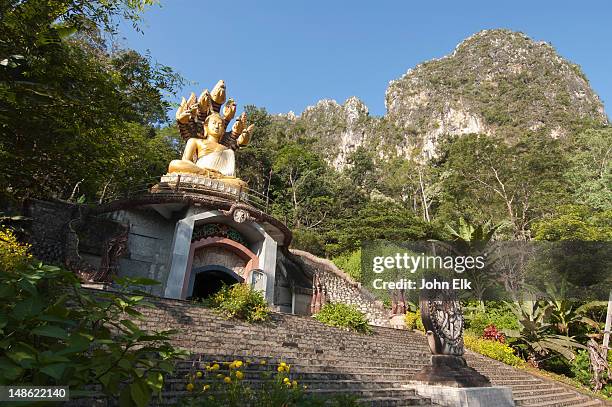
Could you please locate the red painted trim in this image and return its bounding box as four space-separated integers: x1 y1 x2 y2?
181 237 259 298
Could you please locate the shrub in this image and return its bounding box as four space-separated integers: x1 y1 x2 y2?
332 249 362 281
207 284 270 323
416 310 425 332
464 333 525 367
465 306 520 335
571 349 612 390
0 227 31 272
313 303 372 334
0 237 186 407
291 228 325 257
482 324 506 343
404 312 418 330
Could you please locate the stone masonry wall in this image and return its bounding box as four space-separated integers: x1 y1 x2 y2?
291 249 390 327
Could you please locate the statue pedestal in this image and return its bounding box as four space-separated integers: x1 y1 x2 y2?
410 355 515 406
405 383 515 407
155 173 248 198
414 355 491 387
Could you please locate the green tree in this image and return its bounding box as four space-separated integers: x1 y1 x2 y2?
272 143 325 228
0 0 183 202
438 133 568 239
565 128 612 211
533 205 612 241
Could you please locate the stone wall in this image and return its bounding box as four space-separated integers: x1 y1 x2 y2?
290 249 390 327
106 209 175 297
24 199 75 264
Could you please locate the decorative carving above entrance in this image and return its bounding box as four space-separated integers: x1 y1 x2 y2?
191 223 246 246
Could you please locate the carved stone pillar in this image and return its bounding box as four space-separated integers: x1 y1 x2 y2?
414 287 490 387
310 273 326 314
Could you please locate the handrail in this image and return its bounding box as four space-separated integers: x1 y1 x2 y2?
91 174 273 212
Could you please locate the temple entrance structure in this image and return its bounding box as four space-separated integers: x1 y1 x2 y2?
24 80 316 315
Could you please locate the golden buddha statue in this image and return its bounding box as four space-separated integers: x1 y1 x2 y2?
168 80 254 188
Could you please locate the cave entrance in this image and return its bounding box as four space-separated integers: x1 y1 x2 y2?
189 266 244 300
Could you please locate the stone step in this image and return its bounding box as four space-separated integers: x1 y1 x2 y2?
356 396 434 407
156 388 430 405
164 377 405 391
514 391 593 406
515 395 605 407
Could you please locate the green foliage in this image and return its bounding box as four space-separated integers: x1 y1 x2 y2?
331 249 362 281
179 359 359 407
313 303 372 334
533 205 612 241
464 333 525 367
437 133 568 239
565 128 612 211
464 302 521 335
207 284 270 323
0 233 187 407
504 301 585 364
0 0 183 201
0 227 32 271
570 349 595 388
570 349 612 397
465 307 520 335
326 201 433 256
416 312 425 332
291 228 325 257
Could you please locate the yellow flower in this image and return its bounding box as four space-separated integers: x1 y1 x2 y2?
234 360 243 368
235 371 244 380
279 362 287 368
202 384 211 391
260 360 267 365
283 377 290 384
211 363 220 370
186 383 194 392
292 380 298 387
205 366 212 371
196 371 203 378
224 376 232 384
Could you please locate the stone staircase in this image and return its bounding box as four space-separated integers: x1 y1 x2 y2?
136 297 607 406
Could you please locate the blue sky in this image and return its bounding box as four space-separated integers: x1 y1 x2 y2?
119 0 611 118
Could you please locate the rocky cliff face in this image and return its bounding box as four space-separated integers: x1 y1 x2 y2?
282 29 608 168
385 29 608 157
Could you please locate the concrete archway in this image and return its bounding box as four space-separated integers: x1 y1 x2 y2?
180 236 259 298
164 210 277 302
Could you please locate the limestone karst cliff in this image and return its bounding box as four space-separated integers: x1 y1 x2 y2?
277 29 608 168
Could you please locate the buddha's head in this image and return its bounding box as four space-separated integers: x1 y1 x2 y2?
204 112 226 139
210 80 226 104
